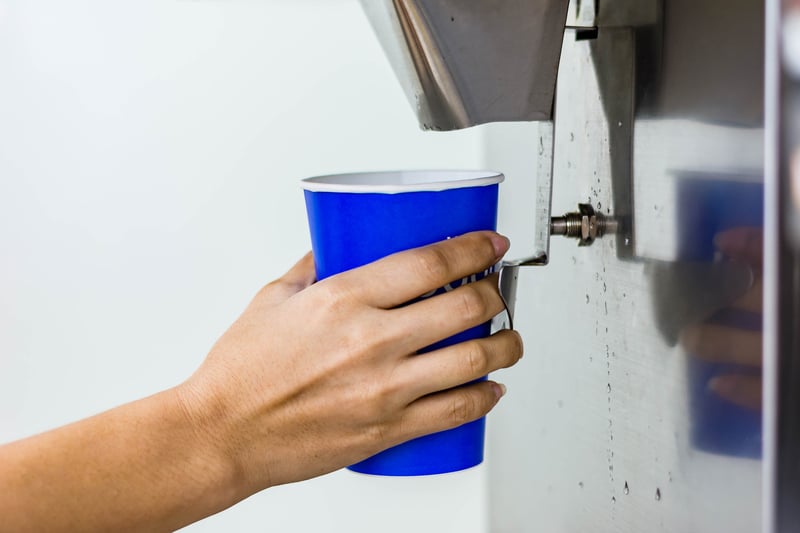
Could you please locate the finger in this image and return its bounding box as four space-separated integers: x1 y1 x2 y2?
255 252 317 306
395 381 506 442
388 275 506 353
681 324 762 367
714 227 763 268
338 231 509 309
708 374 762 411
396 330 523 401
732 278 762 313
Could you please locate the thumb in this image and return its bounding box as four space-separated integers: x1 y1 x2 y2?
280 252 317 290
254 252 317 307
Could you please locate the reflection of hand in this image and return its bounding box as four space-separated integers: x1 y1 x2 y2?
183 231 521 490
680 227 762 410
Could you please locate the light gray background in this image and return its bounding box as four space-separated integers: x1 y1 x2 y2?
0 1 511 531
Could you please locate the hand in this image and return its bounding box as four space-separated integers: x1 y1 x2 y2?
179 231 522 495
0 231 521 532
681 227 762 410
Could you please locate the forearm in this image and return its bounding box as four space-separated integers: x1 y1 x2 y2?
0 385 240 532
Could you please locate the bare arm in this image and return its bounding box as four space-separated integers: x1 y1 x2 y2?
0 388 238 531
0 231 522 531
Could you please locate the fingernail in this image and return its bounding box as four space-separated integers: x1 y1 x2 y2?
491 233 511 259
493 383 507 400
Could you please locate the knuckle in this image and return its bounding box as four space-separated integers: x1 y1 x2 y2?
316 281 355 315
364 421 391 449
255 281 276 298
345 315 395 361
457 286 489 321
449 390 477 426
464 342 490 377
361 376 401 418
314 281 339 306
251 280 285 305
345 319 374 349
359 397 384 422
413 247 451 283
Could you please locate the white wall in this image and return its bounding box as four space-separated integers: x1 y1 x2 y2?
0 1 489 531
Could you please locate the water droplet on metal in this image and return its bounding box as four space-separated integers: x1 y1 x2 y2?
607 383 612 393
611 496 616 503
655 488 661 501
623 482 629 495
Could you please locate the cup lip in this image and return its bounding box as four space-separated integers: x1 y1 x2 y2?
300 170 504 193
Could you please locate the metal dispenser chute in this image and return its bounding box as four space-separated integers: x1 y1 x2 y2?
358 0 571 131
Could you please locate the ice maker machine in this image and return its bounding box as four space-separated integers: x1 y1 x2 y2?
360 1 800 532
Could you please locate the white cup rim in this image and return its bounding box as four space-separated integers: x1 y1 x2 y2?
301 170 504 193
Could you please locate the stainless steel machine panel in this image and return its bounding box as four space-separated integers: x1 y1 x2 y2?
488 2 765 531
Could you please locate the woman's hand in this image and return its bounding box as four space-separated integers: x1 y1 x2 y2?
0 231 522 532
179 231 522 495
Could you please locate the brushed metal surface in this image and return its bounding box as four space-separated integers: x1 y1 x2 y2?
767 1 800 531
358 0 569 130
489 1 765 531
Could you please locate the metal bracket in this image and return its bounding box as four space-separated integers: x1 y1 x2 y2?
566 0 597 29
496 122 555 329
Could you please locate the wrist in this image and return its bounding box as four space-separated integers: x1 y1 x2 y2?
170 380 249 508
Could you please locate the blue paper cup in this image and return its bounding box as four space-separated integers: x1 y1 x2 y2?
301 170 504 476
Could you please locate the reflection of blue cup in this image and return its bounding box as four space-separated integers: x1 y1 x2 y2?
301 170 503 476
677 175 763 458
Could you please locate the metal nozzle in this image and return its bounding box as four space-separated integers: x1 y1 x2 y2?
550 203 619 246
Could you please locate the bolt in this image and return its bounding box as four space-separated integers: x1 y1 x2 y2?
551 203 618 246
550 213 584 237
